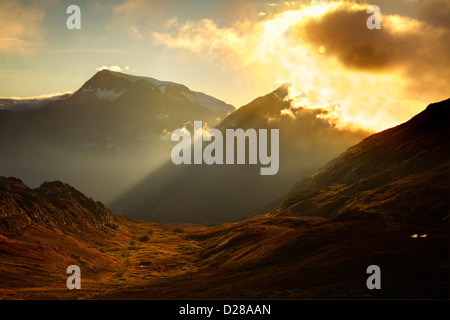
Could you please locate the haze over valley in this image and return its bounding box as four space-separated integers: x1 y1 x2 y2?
0 0 448 300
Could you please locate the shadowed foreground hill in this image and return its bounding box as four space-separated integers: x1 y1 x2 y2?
0 174 448 299
0 177 121 292
0 177 205 298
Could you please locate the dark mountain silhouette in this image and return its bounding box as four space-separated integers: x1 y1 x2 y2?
248 98 450 225
0 70 234 204
111 85 369 223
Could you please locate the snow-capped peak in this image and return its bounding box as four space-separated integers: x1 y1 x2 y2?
87 70 235 114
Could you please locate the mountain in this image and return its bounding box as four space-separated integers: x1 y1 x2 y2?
0 177 114 232
77 70 234 115
0 176 122 292
0 70 234 204
100 98 449 300
0 99 448 299
80 70 234 114
111 85 369 223
248 98 450 224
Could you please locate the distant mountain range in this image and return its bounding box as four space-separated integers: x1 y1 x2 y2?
0 72 368 222
0 93 72 112
0 70 234 204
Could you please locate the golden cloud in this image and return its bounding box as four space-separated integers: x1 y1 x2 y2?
152 1 449 132
0 1 45 54
96 65 124 72
294 3 450 100
153 18 259 68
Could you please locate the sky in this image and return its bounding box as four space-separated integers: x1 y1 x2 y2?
1 0 449 131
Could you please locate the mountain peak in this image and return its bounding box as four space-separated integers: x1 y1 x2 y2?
77 70 235 113
274 83 290 98
96 69 189 91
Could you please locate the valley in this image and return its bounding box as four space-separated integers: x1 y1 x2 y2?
0 73 448 300
1 0 449 303
1 205 447 300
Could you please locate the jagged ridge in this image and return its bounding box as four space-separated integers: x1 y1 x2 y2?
0 177 114 232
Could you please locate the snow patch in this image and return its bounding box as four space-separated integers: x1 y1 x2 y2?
180 91 232 114
107 70 177 89
101 70 234 113
95 88 124 101
158 85 167 94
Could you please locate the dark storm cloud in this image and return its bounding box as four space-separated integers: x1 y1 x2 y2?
358 0 450 29
292 2 450 99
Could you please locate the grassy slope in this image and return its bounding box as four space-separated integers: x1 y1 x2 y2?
0 210 448 299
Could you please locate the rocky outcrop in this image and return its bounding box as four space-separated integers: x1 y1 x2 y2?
0 177 115 232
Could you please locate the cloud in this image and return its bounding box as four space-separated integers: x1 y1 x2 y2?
415 0 450 29
115 0 263 25
114 0 158 15
151 1 449 132
357 0 450 29
293 3 450 100
153 18 259 68
1 92 72 100
151 2 343 69
280 108 296 119
129 26 144 40
0 92 73 112
0 1 45 54
96 65 124 72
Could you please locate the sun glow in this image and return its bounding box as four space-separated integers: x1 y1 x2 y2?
153 1 447 132
254 2 426 132
280 108 296 119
